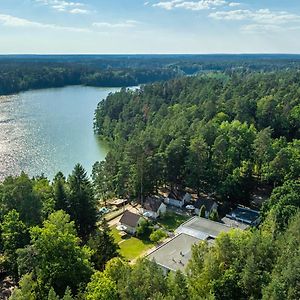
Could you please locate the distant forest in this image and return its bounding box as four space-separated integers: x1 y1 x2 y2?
2 54 300 95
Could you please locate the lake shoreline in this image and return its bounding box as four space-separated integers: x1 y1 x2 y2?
0 83 139 97
0 86 120 181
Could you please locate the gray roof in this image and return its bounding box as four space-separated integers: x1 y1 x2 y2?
221 217 249 230
194 198 217 211
175 216 232 239
144 196 164 212
168 189 186 200
119 210 141 228
147 233 201 272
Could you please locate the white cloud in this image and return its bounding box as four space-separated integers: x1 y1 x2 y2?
241 23 282 33
209 8 300 33
35 0 91 14
209 9 250 20
209 9 300 25
153 0 181 10
153 0 227 11
228 2 240 7
69 8 89 14
0 13 89 32
93 20 139 29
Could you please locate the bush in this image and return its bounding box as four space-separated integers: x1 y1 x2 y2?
199 205 206 218
209 209 219 221
136 219 153 239
150 229 167 244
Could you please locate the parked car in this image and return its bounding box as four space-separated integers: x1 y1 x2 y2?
98 207 110 215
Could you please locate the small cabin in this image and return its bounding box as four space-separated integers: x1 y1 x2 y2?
119 210 142 235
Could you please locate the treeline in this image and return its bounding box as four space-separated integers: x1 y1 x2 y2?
93 71 300 203
3 54 300 95
1 170 298 299
0 62 177 95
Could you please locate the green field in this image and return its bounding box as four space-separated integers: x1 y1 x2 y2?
157 213 190 231
111 226 123 244
111 225 154 261
110 213 189 261
119 237 154 261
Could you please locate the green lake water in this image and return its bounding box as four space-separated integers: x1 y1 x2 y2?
0 86 120 180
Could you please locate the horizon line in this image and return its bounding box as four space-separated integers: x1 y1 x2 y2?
1 53 300 56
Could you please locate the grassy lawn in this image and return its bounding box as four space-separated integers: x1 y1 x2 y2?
110 225 154 261
158 213 190 231
119 237 154 261
111 226 123 244
110 213 189 261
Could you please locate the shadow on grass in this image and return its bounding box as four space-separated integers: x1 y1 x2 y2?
157 213 190 231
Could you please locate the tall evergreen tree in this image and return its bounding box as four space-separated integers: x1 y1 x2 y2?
53 172 69 212
87 219 119 271
68 164 97 240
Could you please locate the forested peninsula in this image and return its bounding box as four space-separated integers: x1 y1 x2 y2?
0 68 299 299
0 61 176 95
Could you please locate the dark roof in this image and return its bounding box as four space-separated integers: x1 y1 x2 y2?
120 210 141 228
168 189 186 200
194 198 217 211
226 207 259 225
144 196 164 212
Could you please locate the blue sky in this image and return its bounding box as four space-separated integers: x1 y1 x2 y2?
0 0 300 54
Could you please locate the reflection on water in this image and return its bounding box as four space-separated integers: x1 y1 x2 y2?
0 86 119 181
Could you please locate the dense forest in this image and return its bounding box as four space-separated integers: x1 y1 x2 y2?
0 61 177 95
94 71 300 202
2 54 300 95
0 165 119 299
0 68 299 299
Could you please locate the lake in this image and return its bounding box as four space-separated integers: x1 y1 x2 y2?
0 86 120 181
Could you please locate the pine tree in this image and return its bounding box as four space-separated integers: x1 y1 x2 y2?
53 172 68 212
87 219 119 271
68 164 97 240
62 287 74 300
48 288 59 300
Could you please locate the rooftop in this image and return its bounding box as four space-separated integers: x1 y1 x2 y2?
144 196 164 212
175 216 232 239
168 189 186 200
226 206 260 225
147 233 201 272
112 199 127 206
119 210 141 228
221 216 249 230
194 198 217 210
